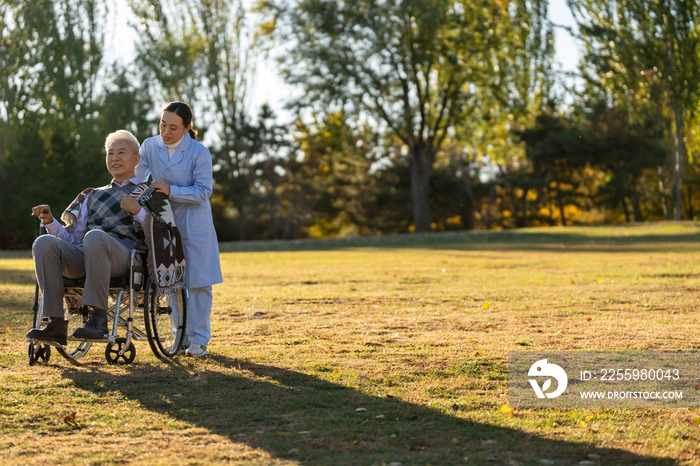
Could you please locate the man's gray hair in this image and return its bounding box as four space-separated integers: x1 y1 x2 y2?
105 130 140 154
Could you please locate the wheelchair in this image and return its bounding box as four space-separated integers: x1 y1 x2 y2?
27 243 188 365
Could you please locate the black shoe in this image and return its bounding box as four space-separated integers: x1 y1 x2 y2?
69 308 109 339
26 317 68 346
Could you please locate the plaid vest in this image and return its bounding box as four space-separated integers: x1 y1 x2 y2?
85 183 144 249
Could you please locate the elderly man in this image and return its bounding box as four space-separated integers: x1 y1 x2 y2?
26 130 146 345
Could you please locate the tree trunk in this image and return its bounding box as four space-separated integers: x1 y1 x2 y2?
461 175 475 231
672 104 683 220
631 192 643 222
461 178 475 230
658 167 671 220
411 144 432 232
282 216 295 239
622 198 630 223
521 189 529 228
236 202 246 241
484 185 497 229
546 191 556 226
458 152 475 230
557 193 566 226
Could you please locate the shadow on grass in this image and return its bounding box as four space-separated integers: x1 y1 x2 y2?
4 225 700 256
60 355 676 465
218 224 700 255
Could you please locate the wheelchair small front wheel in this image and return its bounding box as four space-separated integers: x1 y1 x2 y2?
105 338 136 365
143 277 187 361
28 341 51 365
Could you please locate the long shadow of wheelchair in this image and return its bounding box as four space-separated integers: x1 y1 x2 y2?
60 355 676 465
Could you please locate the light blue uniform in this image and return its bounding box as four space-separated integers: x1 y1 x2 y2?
136 133 223 346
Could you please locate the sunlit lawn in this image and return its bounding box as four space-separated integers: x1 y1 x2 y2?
1 223 700 465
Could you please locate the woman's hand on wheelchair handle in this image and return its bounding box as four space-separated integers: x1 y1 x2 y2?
120 196 142 215
151 181 171 196
31 205 54 224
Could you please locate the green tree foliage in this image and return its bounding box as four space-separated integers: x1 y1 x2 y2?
257 0 487 231
287 111 482 236
586 106 667 221
1 0 107 248
213 104 296 241
451 0 555 229
569 0 700 220
6 0 700 249
293 111 413 236
258 0 555 232
517 113 591 225
0 0 158 249
515 107 667 226
97 66 157 144
128 0 268 239
218 110 414 240
127 0 208 105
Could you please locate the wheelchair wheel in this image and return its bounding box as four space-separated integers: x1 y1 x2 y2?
105 338 136 365
28 341 51 365
57 306 92 362
143 276 187 360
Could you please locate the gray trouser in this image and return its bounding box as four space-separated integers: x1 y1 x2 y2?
32 230 132 318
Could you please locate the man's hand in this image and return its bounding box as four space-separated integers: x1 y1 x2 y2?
151 181 171 196
121 196 142 215
31 205 54 224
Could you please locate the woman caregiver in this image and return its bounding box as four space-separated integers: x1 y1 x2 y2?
136 101 223 357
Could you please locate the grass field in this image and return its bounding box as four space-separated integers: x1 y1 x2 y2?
1 223 700 465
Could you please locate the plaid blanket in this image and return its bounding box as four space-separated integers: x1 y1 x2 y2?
61 188 94 232
129 183 186 296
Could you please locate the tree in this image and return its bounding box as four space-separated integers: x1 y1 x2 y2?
259 0 555 232
129 0 266 239
456 0 555 229
258 0 509 232
214 104 294 241
292 111 413 236
569 0 700 220
518 106 668 225
586 105 667 222
517 113 590 225
127 0 208 106
0 0 108 248
97 66 156 145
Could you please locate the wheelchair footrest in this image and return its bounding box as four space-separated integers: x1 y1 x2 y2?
26 337 65 349
67 335 116 344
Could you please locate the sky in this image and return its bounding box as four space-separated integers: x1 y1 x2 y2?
105 0 581 122
548 0 579 68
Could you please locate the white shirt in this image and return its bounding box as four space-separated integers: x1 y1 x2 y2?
43 177 147 245
165 135 185 160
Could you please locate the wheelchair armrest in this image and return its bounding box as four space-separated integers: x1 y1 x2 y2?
134 245 148 253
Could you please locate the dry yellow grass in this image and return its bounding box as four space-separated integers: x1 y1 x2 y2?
1 223 700 465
